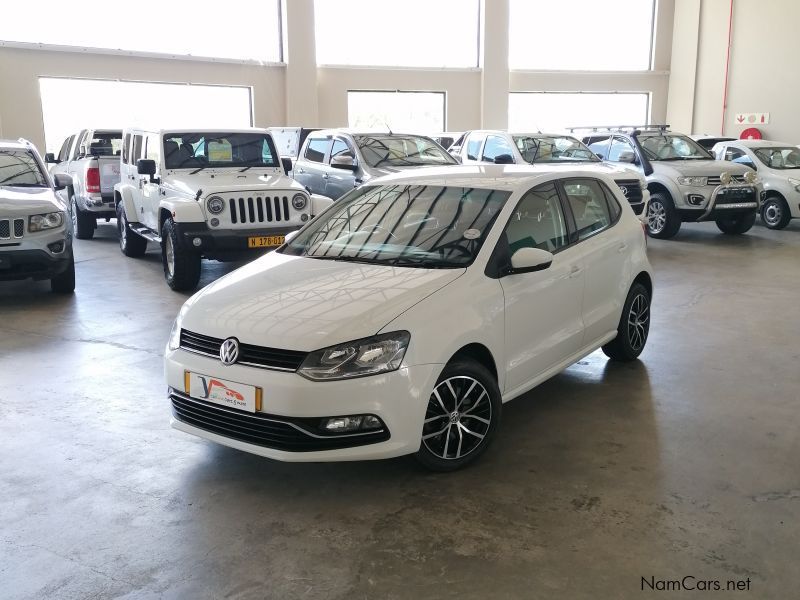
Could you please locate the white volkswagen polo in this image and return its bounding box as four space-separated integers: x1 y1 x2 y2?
165 165 653 470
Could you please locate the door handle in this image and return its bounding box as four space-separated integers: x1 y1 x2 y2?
617 243 628 253
569 265 582 278
297 168 305 174
322 173 329 179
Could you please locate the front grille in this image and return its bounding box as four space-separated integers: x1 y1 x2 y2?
707 175 745 186
715 188 757 205
170 391 389 452
0 218 25 240
180 329 308 371
616 179 644 213
229 196 291 224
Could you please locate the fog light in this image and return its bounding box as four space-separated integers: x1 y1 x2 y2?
688 194 705 206
720 172 732 185
210 218 220 227
48 241 64 253
323 416 363 433
301 213 309 222
362 415 382 430
192 237 202 247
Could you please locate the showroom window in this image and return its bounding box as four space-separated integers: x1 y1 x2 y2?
38 78 253 154
0 0 281 62
508 0 655 71
348 91 445 133
315 0 479 67
508 92 650 133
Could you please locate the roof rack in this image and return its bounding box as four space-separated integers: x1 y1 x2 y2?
567 124 670 134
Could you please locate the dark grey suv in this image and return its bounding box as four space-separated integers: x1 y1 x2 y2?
293 130 457 199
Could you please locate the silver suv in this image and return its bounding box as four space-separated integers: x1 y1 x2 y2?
0 139 75 292
293 130 457 200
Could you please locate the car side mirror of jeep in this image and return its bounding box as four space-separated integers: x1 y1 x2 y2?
137 158 157 176
281 157 293 176
506 248 554 275
45 152 59 164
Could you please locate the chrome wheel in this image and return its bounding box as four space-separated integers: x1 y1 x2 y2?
627 293 650 352
119 211 127 251
647 200 666 234
71 197 78 233
763 201 783 227
422 376 492 461
165 235 175 277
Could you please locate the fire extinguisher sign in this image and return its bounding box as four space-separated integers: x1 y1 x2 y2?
734 112 770 125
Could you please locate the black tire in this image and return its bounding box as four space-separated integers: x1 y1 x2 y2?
117 203 147 257
716 212 756 235
761 196 791 230
161 218 201 291
645 192 681 239
602 282 650 362
415 359 501 472
71 196 96 240
50 252 75 293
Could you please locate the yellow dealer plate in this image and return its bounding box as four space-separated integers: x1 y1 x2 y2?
248 235 285 248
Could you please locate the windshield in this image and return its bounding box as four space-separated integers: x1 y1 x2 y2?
513 135 600 164
639 134 713 161
279 184 509 268
753 147 800 170
163 132 279 170
354 135 457 169
0 150 47 187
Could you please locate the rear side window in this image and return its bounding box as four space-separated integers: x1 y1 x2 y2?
304 138 329 163
466 134 482 161
563 179 613 241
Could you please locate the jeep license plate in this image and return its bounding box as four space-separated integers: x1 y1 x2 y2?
187 372 258 413
248 235 285 248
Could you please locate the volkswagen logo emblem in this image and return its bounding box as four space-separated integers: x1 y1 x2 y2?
619 185 629 197
219 337 240 366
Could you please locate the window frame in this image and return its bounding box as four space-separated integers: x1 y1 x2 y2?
558 178 622 244
122 133 131 164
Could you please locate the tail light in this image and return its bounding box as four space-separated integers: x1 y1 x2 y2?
86 167 100 193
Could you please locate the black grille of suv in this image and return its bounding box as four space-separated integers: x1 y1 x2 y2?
229 196 291 224
0 218 25 239
616 180 645 214
170 391 390 452
179 329 308 371
707 175 745 186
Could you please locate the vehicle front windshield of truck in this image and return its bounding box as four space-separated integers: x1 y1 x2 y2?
355 135 458 169
514 135 600 164
0 150 48 188
753 147 800 170
163 132 280 170
640 134 713 161
279 184 509 268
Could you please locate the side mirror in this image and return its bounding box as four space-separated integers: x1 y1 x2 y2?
53 173 73 190
330 155 357 171
494 154 514 165
137 159 157 176
45 152 59 164
507 248 554 275
617 150 636 164
78 145 87 158
284 230 300 244
281 157 293 176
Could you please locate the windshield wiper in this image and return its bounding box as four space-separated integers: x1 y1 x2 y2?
189 165 210 175
239 166 253 173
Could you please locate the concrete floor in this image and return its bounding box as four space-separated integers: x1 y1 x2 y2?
1 219 798 599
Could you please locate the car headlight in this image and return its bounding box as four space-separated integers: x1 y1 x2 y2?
292 193 308 210
29 212 64 232
298 331 410 381
167 315 183 351
677 176 707 187
789 177 800 192
744 171 758 185
206 196 225 215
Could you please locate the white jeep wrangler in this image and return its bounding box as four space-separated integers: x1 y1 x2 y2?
114 128 331 290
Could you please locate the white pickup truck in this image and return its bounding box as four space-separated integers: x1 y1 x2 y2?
113 128 332 291
46 129 122 239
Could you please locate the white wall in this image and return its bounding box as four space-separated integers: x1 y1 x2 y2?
668 0 800 142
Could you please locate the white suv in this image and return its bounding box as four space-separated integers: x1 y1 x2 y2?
114 128 332 290
165 165 653 471
0 139 75 292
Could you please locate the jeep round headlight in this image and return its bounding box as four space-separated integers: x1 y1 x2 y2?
292 193 308 210
29 212 64 232
206 196 225 215
720 172 732 186
744 171 757 184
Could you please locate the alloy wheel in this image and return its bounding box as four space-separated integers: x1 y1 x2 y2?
71 198 78 233
647 201 666 234
763 201 782 227
119 212 127 250
627 293 650 352
422 376 492 460
165 235 175 277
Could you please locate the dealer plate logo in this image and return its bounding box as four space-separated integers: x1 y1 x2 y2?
219 338 240 366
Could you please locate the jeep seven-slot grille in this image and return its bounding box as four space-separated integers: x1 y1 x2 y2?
707 175 745 186
0 218 25 239
179 329 308 371
229 196 291 224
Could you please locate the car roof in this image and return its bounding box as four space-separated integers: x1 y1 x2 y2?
0 139 34 150
361 164 618 191
725 139 796 148
122 127 271 135
310 129 436 138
